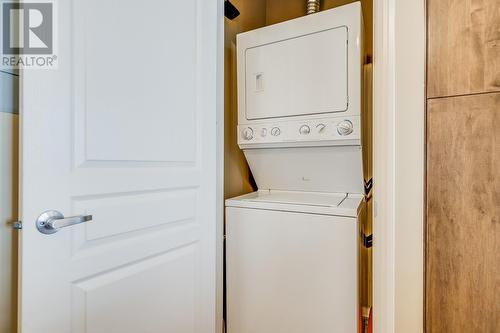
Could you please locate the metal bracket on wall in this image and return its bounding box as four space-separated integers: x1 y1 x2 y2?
364 178 373 196
362 233 372 248
224 0 240 20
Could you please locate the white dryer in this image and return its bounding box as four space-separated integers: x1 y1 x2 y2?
226 2 368 333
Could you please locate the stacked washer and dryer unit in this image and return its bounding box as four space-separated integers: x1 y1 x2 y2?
226 3 369 333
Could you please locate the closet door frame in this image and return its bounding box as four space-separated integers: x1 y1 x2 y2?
372 0 425 332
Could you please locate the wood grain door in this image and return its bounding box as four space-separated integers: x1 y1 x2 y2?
427 0 500 98
426 93 500 332
426 0 500 331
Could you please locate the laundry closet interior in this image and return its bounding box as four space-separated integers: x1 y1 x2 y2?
0 1 374 331
223 0 374 332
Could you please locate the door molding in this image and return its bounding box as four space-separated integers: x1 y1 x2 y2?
372 0 425 332
216 1 224 333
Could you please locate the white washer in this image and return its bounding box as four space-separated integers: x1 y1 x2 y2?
226 191 365 333
226 3 367 333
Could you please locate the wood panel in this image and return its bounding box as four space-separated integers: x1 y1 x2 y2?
427 0 500 98
426 92 500 333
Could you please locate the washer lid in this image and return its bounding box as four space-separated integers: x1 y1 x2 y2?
225 190 363 217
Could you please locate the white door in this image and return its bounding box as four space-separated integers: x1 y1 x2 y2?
19 1 220 332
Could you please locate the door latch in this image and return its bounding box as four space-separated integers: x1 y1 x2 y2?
11 221 22 230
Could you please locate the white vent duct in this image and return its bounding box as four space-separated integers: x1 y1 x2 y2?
306 0 320 14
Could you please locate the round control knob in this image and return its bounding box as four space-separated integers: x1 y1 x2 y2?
337 120 354 136
242 127 254 140
270 127 281 136
299 125 311 135
260 128 268 137
316 123 326 134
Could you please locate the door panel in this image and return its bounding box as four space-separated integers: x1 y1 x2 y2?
427 0 500 98
77 0 197 163
426 93 500 332
72 190 196 243
20 0 219 332
71 245 198 333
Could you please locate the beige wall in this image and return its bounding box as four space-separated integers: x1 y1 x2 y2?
224 0 267 199
0 70 19 333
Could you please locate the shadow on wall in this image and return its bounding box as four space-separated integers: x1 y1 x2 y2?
0 69 19 333
224 0 267 200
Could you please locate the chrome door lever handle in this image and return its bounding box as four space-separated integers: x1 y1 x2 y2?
36 210 93 234
49 214 92 230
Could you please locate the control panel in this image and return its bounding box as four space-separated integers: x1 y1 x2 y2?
238 116 361 146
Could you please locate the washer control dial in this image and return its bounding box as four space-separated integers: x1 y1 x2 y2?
299 125 311 135
270 127 281 136
336 120 354 136
316 123 326 134
242 127 254 140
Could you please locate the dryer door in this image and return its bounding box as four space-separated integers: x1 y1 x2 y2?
245 26 348 120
